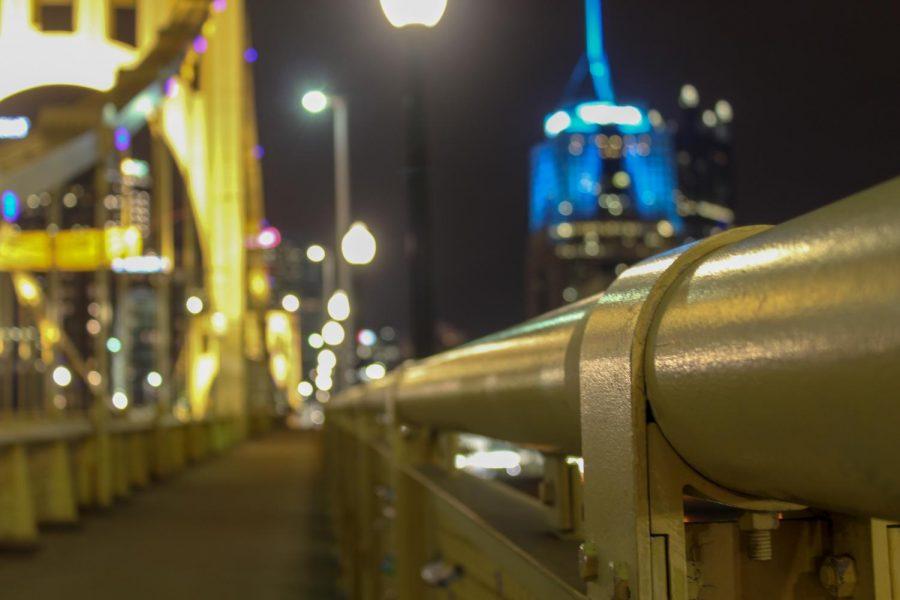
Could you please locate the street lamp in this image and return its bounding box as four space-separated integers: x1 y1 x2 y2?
302 89 354 387
380 0 446 358
300 92 351 270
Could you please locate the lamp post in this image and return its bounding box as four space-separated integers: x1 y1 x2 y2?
301 93 378 389
380 0 446 359
301 90 351 304
301 90 354 388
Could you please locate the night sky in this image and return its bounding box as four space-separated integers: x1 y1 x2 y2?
247 0 900 342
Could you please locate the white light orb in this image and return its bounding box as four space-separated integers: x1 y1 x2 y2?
281 293 301 313
298 381 314 397
317 349 338 370
186 295 204 315
321 321 345 346
146 371 163 388
327 290 351 321
112 392 129 410
543 110 571 137
106 337 122 353
315 373 334 392
679 84 699 108
52 365 72 387
306 244 326 263
380 0 448 28
341 222 377 265
365 362 387 381
715 99 733 123
301 90 329 114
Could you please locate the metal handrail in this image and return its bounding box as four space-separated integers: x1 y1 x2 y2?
330 177 900 520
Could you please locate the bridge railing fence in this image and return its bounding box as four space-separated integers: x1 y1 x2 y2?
326 178 900 600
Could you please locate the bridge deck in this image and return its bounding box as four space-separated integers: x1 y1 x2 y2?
0 430 338 599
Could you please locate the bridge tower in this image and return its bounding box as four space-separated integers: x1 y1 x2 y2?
0 0 271 427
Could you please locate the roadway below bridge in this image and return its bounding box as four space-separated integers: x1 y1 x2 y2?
0 429 338 599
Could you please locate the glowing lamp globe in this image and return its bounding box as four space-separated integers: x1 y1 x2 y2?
365 362 387 381
341 222 377 265
327 290 351 321
112 392 129 410
317 349 338 370
281 293 301 313
298 381 314 397
380 0 447 28
146 371 163 388
301 90 329 114
321 321 345 346
306 244 326 263
52 366 73 387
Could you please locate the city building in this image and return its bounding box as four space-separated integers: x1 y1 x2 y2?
670 84 737 241
266 237 400 416
526 0 735 316
264 237 324 408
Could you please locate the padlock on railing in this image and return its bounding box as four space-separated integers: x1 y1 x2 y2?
420 558 463 588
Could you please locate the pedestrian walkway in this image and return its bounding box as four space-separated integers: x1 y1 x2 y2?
0 430 339 599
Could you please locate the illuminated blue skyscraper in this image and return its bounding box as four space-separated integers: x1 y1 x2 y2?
527 0 734 315
530 0 680 233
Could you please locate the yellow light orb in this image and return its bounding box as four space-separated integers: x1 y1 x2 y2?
87 370 102 387
365 362 387 381
210 311 228 335
657 220 675 238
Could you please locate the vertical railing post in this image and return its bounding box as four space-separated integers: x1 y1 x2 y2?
391 424 430 600
354 411 378 599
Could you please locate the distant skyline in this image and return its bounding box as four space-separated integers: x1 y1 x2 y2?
248 0 899 341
